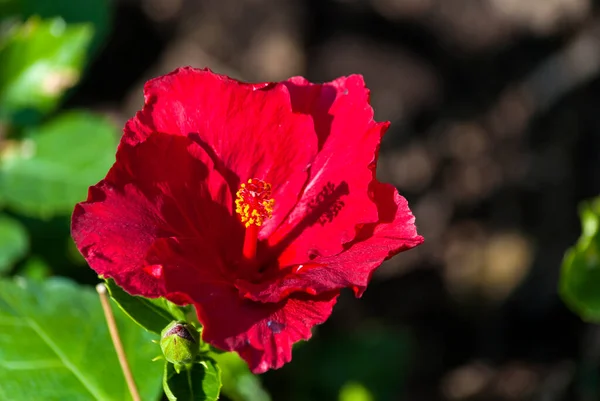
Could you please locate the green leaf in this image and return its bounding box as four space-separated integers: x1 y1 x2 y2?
0 110 117 218
0 0 19 17
0 214 28 274
163 358 221 401
105 278 190 335
0 17 93 122
288 327 412 401
0 0 111 53
560 198 600 321
18 256 51 280
212 351 271 401
0 277 163 401
339 382 374 401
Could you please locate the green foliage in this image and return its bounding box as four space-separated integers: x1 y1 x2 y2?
0 110 117 218
105 278 191 335
0 0 110 54
286 327 412 401
18 255 51 280
338 382 374 401
212 351 271 401
0 214 28 274
106 280 228 399
0 17 93 123
107 279 273 400
0 0 20 17
163 358 221 401
0 277 163 401
560 198 600 321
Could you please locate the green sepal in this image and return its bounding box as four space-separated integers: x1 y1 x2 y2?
161 321 200 373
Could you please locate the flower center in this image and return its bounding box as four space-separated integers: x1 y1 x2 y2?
235 178 275 227
235 178 275 260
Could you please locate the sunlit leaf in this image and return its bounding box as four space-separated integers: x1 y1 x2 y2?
0 110 117 218
0 214 28 274
105 278 190 335
560 198 600 321
163 358 221 401
212 351 271 401
339 382 374 401
107 279 266 400
17 256 51 280
0 17 92 123
0 0 110 53
0 277 162 401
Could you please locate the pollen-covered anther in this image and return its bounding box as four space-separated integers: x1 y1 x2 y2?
235 178 275 228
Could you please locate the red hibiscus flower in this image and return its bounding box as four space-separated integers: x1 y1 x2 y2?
72 67 423 373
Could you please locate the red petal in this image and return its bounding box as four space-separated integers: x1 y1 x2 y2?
195 285 339 373
71 132 235 296
150 237 230 292
108 132 237 249
320 182 424 296
72 181 168 297
146 236 339 374
237 182 423 302
123 67 318 241
268 75 388 263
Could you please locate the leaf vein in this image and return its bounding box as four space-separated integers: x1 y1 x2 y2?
0 297 109 401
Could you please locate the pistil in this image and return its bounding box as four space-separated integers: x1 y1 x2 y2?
235 178 275 261
242 224 259 260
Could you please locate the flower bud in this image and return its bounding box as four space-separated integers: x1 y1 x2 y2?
160 321 200 373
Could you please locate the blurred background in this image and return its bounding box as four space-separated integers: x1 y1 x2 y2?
2 0 600 400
